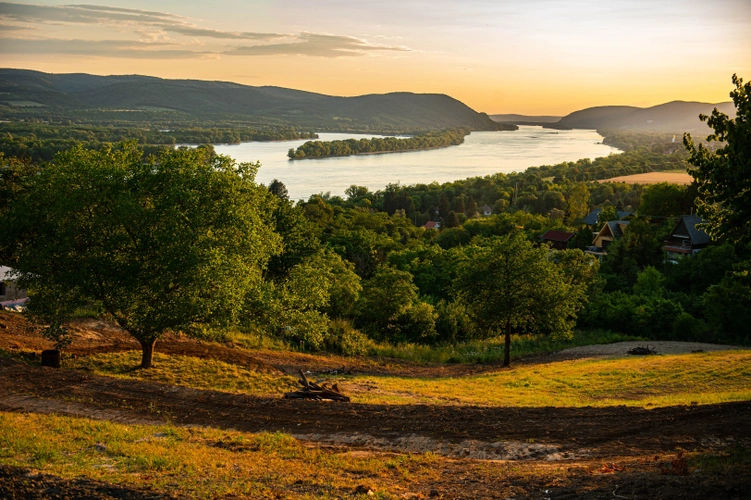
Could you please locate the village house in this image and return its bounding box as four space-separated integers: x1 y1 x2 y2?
586 220 631 256
662 215 710 260
581 208 633 226
0 266 27 309
423 220 441 230
540 230 575 250
480 205 493 216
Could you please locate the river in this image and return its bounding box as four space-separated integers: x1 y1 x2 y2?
213 126 620 200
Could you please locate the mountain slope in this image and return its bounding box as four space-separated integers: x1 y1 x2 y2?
0 69 508 132
551 101 735 132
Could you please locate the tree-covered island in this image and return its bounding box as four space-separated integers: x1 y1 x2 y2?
287 125 516 160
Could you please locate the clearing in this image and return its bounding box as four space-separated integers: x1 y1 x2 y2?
0 311 749 499
598 171 693 185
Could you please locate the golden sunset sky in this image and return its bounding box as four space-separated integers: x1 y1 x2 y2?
1 0 749 114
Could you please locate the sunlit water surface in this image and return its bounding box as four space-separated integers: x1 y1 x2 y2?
213 126 620 200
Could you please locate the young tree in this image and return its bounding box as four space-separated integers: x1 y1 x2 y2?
454 234 590 366
268 178 289 200
1 143 280 368
566 183 590 222
684 74 751 244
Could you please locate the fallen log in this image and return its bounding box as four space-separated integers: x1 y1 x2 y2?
627 345 656 355
284 369 351 402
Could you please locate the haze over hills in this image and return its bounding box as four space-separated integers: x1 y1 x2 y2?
0 69 509 133
545 101 736 133
490 114 562 124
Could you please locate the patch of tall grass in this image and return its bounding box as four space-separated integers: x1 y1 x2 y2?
345 350 751 407
369 329 642 364
69 352 296 396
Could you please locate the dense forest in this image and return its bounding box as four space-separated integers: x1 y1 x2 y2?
0 122 317 163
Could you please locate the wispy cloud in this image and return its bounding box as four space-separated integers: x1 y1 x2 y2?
0 37 214 59
225 33 410 58
0 2 284 41
0 2 410 59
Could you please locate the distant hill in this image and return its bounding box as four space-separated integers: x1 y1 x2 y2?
549 101 735 133
490 114 561 124
0 69 510 132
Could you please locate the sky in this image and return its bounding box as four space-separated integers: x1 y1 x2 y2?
1 0 749 115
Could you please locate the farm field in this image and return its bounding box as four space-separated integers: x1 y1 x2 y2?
1 311 750 499
597 171 693 185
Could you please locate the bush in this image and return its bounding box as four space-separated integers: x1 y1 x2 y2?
672 312 712 342
434 299 477 343
324 319 373 356
390 302 438 343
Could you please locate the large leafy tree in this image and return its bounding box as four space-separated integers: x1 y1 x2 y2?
454 234 593 366
1 143 280 368
684 74 751 244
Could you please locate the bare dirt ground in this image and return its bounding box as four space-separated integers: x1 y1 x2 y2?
1 355 749 459
2 311 751 498
597 171 693 185
518 340 746 366
1 356 750 498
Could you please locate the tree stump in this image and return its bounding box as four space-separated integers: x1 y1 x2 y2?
41 349 61 368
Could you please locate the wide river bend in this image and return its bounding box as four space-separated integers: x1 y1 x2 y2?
214 126 620 200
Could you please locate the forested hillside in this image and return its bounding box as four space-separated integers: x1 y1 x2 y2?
0 69 504 133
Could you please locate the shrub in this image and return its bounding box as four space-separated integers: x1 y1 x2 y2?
324 319 373 356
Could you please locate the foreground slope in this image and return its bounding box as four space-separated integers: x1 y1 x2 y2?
0 68 506 132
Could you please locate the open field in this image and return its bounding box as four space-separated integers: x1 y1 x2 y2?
598 171 693 185
1 311 750 498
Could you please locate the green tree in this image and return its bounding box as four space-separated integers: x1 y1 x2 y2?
597 205 618 226
268 179 289 200
454 234 589 366
1 143 280 368
639 182 692 217
445 211 461 228
356 266 419 336
566 183 590 222
684 74 751 244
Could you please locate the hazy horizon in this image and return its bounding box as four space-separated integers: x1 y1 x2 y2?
1 0 749 115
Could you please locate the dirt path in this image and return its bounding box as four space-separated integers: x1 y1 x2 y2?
517 340 747 366
1 357 749 461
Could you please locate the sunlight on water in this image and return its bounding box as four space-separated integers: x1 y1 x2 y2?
214 126 620 200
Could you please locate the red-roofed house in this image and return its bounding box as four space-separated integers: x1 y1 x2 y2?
541 230 575 250
423 221 441 230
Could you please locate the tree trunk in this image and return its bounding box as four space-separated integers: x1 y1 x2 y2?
503 320 511 367
41 349 61 368
139 339 157 369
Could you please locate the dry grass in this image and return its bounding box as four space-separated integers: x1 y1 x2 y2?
598 171 693 185
69 352 297 396
0 412 440 498
66 350 751 409
342 351 751 407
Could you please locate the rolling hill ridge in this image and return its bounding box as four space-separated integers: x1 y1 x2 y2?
0 69 510 132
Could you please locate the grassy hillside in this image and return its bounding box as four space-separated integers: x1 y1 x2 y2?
69 350 751 408
0 69 509 133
